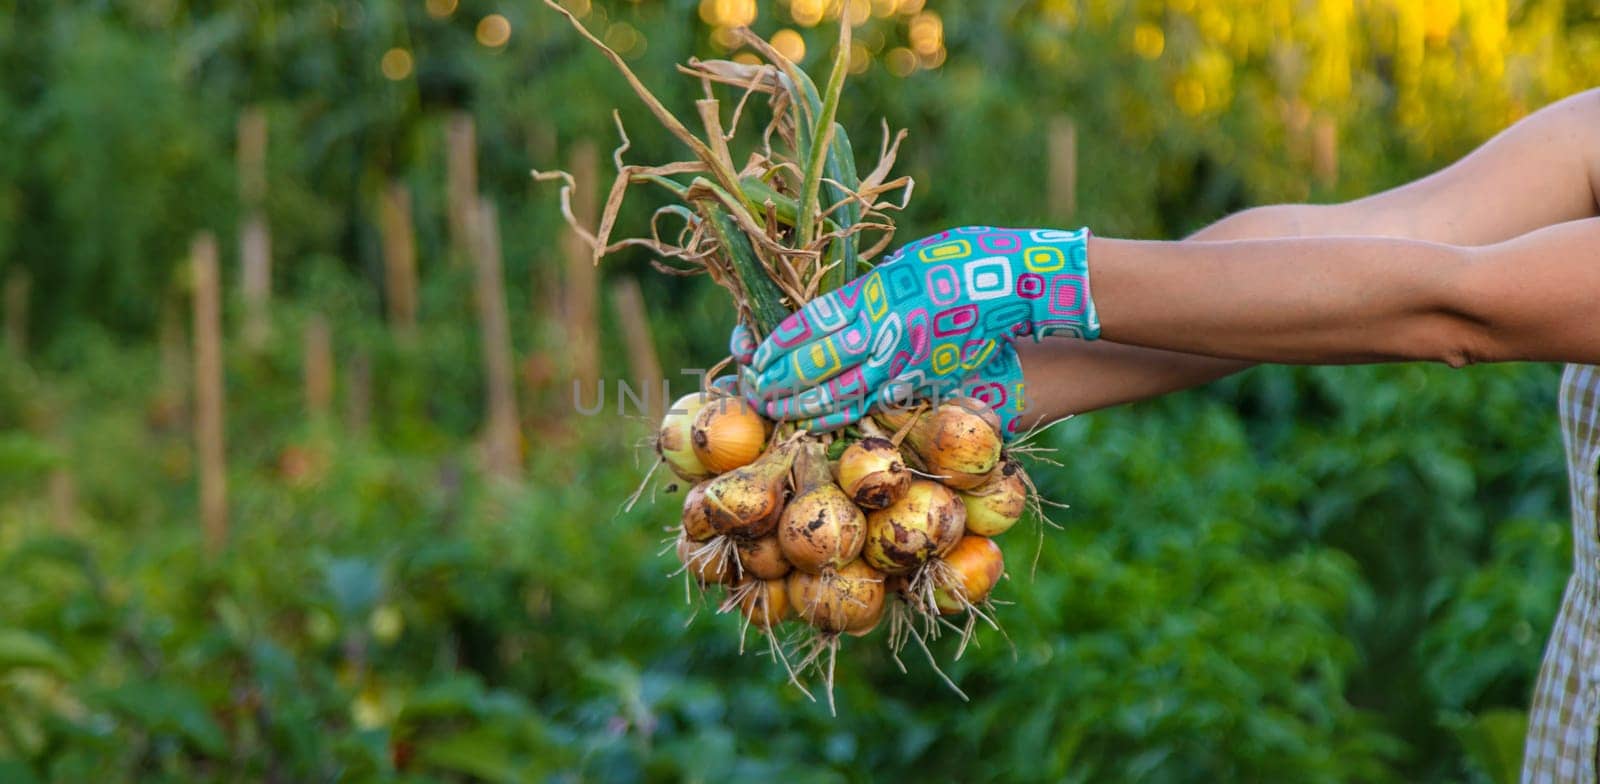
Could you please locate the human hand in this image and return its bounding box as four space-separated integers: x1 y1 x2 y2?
729 324 1030 439
732 226 1098 432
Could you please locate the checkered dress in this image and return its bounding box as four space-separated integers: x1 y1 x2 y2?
1524 364 1600 782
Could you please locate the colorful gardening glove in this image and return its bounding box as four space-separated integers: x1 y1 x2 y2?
730 226 1100 434
731 331 1029 438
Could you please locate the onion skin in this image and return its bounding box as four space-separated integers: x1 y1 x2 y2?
877 397 1001 490
676 533 732 585
703 443 794 540
681 481 716 542
778 484 866 574
933 536 1005 614
845 610 882 638
658 393 715 482
960 456 1027 537
736 535 792 580
779 441 867 574
787 559 885 634
836 437 911 510
691 397 771 474
862 479 966 575
735 578 791 630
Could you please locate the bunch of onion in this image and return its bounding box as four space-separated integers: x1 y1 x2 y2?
657 392 771 484
856 399 1044 691
540 0 1052 703
674 435 795 592
772 441 881 710
875 397 1005 490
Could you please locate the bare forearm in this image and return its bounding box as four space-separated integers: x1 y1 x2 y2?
1090 234 1473 364
1014 90 1600 421
1014 339 1244 427
1017 205 1324 421
1086 218 1600 367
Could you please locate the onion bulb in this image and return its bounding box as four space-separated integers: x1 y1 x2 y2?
703 441 795 540
691 396 770 474
733 577 791 630
931 535 1005 614
960 455 1028 537
681 481 716 542
862 479 966 575
778 441 867 574
676 531 731 585
876 396 1002 490
835 437 911 510
736 535 792 580
658 393 716 481
787 559 885 634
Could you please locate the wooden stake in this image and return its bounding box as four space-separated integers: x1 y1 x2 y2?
238 108 268 205
471 199 522 478
345 350 372 439
1047 115 1077 221
610 277 664 421
447 112 479 263
304 313 334 422
48 467 77 534
191 233 228 554
378 179 419 335
562 140 601 392
238 108 272 347
240 215 272 346
3 267 28 358
1313 115 1340 189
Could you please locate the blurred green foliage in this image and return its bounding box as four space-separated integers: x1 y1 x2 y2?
2 0 1597 781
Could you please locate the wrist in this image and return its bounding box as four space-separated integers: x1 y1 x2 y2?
1017 227 1101 341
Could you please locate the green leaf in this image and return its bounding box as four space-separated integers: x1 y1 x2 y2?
796 19 853 251
401 674 488 720
0 760 41 784
0 630 72 676
826 436 851 461
823 122 863 289
322 557 384 619
697 200 789 335
95 680 227 756
418 724 561 783
0 432 62 476
1450 708 1527 784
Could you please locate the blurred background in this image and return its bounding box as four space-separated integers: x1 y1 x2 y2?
2 0 1598 781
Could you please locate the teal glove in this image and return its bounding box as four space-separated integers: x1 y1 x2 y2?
731 331 1029 438
732 226 1100 435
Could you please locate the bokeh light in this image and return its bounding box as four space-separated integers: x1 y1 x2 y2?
771 28 807 62
379 47 413 80
843 0 871 26
605 22 644 57
908 11 942 56
1175 76 1206 115
1133 23 1165 59
476 14 511 48
885 46 917 76
710 26 742 51
849 41 871 74
425 0 457 20
791 0 825 27
699 0 757 28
